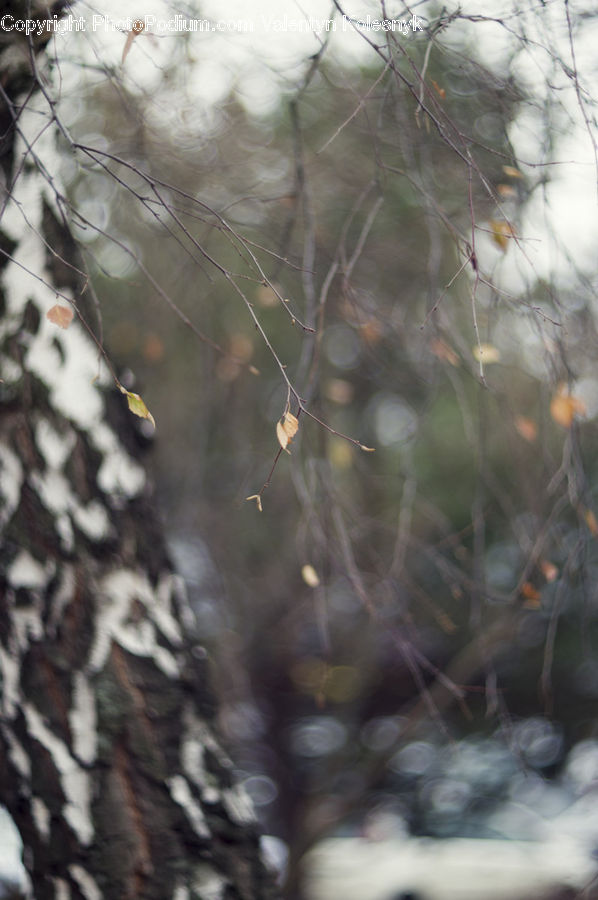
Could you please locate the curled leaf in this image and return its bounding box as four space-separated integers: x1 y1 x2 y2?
119 386 155 428
276 411 299 452
47 304 74 329
245 494 263 512
301 564 320 588
359 444 376 452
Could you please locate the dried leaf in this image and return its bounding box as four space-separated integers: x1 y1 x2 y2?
46 304 74 329
550 385 586 428
521 581 541 608
245 494 263 512
431 79 446 99
120 386 155 428
276 411 299 452
472 343 501 364
502 165 524 179
359 444 376 452
584 508 598 537
122 19 144 64
540 560 558 583
497 184 517 198
489 219 516 251
514 415 537 443
301 564 320 588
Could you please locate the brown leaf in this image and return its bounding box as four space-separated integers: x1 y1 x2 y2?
122 20 144 64
550 385 586 428
276 411 299 452
502 165 524 179
489 219 516 251
540 560 558 583
514 415 537 443
521 581 541 608
46 304 74 329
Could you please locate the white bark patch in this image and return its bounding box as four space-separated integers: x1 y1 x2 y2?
168 775 210 837
90 570 181 676
0 646 21 718
68 865 102 900
173 886 190 900
72 500 111 541
181 705 209 786
0 445 23 526
192 866 226 900
222 786 257 826
34 418 75 470
53 878 71 900
31 796 51 842
92 423 145 497
69 672 97 765
23 704 93 845
1 727 31 777
7 550 52 590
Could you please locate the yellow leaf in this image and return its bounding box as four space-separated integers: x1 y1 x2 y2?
276 411 299 452
472 343 501 364
514 415 537 443
46 304 74 329
359 444 376 452
245 494 263 512
550 385 586 428
120 387 155 428
584 508 598 537
301 564 320 588
489 219 516 251
502 165 524 179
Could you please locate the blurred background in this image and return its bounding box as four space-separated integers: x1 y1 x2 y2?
7 1 598 898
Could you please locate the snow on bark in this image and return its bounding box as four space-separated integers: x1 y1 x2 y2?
0 11 278 899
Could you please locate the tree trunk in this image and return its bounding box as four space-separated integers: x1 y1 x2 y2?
0 4 279 898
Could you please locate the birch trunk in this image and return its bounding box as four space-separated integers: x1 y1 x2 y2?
0 4 278 898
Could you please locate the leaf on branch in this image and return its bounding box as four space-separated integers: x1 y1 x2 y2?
540 559 558 583
489 219 516 251
46 304 74 329
502 165 524 179
120 386 156 428
122 18 145 64
584 508 598 537
472 343 501 364
550 385 586 428
514 415 537 442
276 411 299 452
431 79 446 99
301 564 320 588
521 581 541 608
245 494 263 512
359 444 376 452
